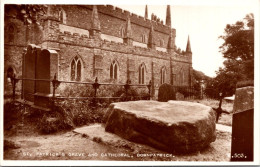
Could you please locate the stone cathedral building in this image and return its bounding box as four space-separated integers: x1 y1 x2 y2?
4 5 193 97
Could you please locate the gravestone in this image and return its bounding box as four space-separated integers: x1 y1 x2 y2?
23 44 40 102
158 83 176 102
22 44 58 109
34 49 59 108
231 84 254 161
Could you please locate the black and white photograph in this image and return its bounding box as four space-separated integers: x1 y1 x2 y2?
0 0 259 165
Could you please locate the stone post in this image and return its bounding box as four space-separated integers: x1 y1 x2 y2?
148 25 155 49
90 5 101 39
123 15 133 46
231 82 254 161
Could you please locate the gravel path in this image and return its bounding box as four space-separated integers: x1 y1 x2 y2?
216 124 232 133
4 123 232 161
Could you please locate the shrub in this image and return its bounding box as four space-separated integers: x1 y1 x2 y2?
4 100 103 134
177 87 200 98
55 99 106 126
37 84 150 133
37 105 74 134
4 140 20 151
4 101 24 130
4 81 151 134
61 84 94 97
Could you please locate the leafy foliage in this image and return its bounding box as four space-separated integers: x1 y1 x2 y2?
219 13 254 80
4 101 104 134
205 13 254 98
38 106 74 134
176 86 200 98
192 69 211 90
4 83 151 134
5 4 47 25
219 13 254 62
55 100 105 127
4 101 24 130
61 83 150 105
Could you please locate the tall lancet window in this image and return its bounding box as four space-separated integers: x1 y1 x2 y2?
182 71 185 85
161 66 166 84
71 56 82 81
160 39 164 47
59 8 67 24
121 27 125 38
110 60 118 80
141 34 146 43
139 63 146 84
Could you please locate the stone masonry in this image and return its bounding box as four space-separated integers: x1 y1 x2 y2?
4 5 193 97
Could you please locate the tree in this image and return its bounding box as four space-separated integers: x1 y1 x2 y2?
5 5 47 44
5 5 47 25
219 13 254 80
205 14 254 98
192 69 210 90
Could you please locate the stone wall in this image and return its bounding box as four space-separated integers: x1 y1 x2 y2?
57 41 173 85
58 44 94 82
54 5 172 48
61 5 92 30
172 61 191 86
4 45 25 94
4 4 192 98
4 16 28 94
4 18 27 47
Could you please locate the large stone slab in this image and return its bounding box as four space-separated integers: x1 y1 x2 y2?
104 100 216 153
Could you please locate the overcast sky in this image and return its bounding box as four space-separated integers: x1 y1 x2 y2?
116 3 256 77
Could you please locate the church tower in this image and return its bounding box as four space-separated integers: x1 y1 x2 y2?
166 5 171 27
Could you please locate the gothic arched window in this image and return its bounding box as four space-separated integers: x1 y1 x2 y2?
172 74 176 86
139 63 146 84
121 27 125 38
182 71 185 85
110 60 118 80
160 39 164 47
71 56 82 81
177 73 180 86
161 66 166 84
59 9 67 24
141 34 146 43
